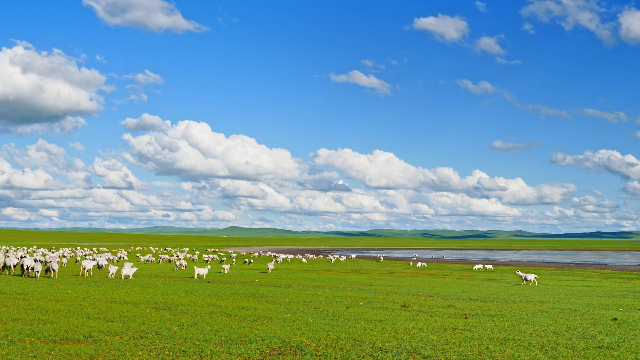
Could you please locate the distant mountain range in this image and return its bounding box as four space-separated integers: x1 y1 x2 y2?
11 226 640 239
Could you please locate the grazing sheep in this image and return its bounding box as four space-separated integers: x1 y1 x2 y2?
267 261 275 273
249 259 254 265
194 265 211 279
80 260 97 277
4 256 18 275
301 258 307 264
45 263 59 278
108 265 118 278
33 262 43 279
416 262 427 268
61 258 68 267
485 265 494 270
473 264 484 271
221 264 231 273
409 261 413 266
516 270 538 285
243 259 249 264
121 267 138 279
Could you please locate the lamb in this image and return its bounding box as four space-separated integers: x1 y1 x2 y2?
516 270 538 285
121 267 138 279
194 265 211 279
108 265 118 278
221 264 231 273
33 262 43 279
80 260 97 277
267 261 275 273
484 265 494 270
45 263 59 278
301 258 307 264
473 264 484 271
61 258 68 267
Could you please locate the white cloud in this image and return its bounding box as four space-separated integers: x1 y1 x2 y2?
0 41 109 133
412 14 470 42
520 0 615 45
476 2 487 13
123 116 302 182
132 69 164 85
95 54 107 63
83 0 208 33
90 157 146 190
456 79 496 94
504 93 571 119
552 149 640 180
120 113 171 131
490 139 540 153
571 196 618 213
69 142 86 152
495 57 522 65
329 70 391 96
619 8 640 44
523 22 536 34
475 36 506 55
360 59 375 67
576 109 628 123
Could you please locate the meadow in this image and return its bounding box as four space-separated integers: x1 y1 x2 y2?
1 231 639 359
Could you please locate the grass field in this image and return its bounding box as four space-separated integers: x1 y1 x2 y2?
1 229 640 250
1 232 639 359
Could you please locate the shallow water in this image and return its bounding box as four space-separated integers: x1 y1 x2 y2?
338 250 640 265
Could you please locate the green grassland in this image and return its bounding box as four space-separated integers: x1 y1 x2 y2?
1 229 640 250
1 231 639 359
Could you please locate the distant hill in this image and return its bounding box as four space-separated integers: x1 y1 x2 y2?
12 226 640 240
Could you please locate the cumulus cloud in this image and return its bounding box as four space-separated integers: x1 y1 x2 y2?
475 36 506 55
120 113 170 131
490 139 540 153
123 116 302 181
329 70 391 96
571 196 619 213
552 149 640 180
83 0 208 33
412 14 470 42
619 8 640 44
456 79 496 94
311 148 577 206
577 108 628 123
0 41 109 133
90 157 146 190
520 0 615 45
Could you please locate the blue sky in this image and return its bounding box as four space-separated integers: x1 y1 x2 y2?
1 0 640 232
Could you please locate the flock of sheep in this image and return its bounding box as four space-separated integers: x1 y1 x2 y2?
0 245 539 285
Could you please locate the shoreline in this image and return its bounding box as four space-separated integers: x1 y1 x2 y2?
227 246 640 272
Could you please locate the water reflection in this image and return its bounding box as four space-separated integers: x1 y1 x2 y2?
337 250 640 265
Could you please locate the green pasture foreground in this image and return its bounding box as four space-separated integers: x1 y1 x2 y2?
0 253 638 359
1 229 640 250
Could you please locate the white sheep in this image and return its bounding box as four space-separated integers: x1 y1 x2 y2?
194 265 211 279
485 265 494 270
516 270 538 285
221 264 230 273
61 258 68 267
108 264 118 278
80 260 97 277
267 261 275 273
45 263 59 278
33 262 43 279
473 264 484 271
416 262 427 268
121 267 138 279
301 258 307 264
